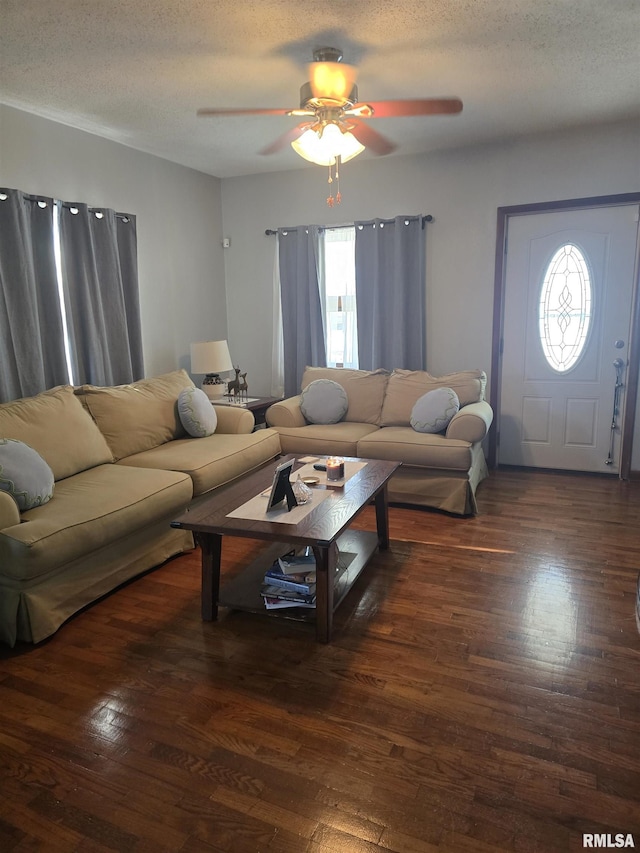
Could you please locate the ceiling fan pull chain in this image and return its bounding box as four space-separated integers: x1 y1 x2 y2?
326 157 342 207
327 162 335 206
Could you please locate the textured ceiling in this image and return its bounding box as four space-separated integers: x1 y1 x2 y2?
1 0 639 178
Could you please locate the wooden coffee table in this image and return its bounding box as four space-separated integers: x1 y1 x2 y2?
170 455 401 642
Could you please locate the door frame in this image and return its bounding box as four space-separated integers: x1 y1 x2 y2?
489 192 640 477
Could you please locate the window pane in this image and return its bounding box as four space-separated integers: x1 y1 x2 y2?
324 227 358 368
538 243 592 372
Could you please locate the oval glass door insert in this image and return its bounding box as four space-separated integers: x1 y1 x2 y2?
539 243 592 372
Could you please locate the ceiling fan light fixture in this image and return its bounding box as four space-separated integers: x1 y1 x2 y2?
308 61 358 101
291 122 365 166
195 46 462 207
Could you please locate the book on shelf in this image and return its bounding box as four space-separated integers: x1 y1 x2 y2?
259 547 318 610
277 554 316 575
264 566 316 595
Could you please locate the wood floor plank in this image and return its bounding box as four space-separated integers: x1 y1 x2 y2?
1 468 640 851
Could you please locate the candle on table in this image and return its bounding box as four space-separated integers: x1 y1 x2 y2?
326 456 345 481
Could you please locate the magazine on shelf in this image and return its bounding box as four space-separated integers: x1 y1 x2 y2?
262 596 316 610
260 584 316 605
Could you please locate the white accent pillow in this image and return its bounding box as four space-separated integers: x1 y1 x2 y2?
0 438 55 511
300 379 349 424
178 387 217 437
410 387 460 434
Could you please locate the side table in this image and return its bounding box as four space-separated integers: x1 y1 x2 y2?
213 395 282 429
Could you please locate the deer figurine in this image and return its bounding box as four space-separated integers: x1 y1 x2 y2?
238 373 248 399
227 367 241 397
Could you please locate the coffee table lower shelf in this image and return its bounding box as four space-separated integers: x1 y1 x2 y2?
218 529 378 625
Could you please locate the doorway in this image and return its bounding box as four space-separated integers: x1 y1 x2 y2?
490 194 640 477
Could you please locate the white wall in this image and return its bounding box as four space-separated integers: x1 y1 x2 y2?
0 105 227 379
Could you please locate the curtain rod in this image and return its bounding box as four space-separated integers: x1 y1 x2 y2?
4 191 132 222
265 214 433 236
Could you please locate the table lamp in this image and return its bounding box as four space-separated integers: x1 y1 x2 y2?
190 340 234 399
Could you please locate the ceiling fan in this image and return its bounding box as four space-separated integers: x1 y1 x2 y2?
198 47 463 204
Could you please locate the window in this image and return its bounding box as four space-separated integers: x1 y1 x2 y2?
322 226 358 368
52 204 76 384
539 243 592 373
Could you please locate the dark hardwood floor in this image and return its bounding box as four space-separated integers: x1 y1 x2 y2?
1 468 639 852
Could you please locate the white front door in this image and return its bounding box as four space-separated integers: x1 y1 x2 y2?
499 204 639 473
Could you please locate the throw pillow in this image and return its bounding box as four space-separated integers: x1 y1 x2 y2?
0 438 55 511
178 387 218 437
300 379 348 424
410 387 460 434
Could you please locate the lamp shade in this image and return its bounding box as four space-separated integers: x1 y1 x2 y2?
190 340 233 374
291 123 365 166
190 340 234 399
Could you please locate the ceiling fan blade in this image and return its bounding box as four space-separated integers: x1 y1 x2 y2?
197 107 292 117
259 123 313 155
351 98 463 118
348 119 396 156
308 61 358 101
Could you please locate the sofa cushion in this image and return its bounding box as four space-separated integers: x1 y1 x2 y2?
274 422 379 458
410 388 460 434
358 427 473 471
117 428 281 497
381 369 486 427
178 386 217 437
0 464 193 581
0 439 55 511
301 367 389 425
0 385 113 480
77 369 194 461
300 379 348 424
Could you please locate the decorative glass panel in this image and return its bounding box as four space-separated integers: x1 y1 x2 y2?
539 244 592 372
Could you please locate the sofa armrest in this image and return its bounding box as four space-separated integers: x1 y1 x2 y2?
212 405 255 435
266 396 307 428
446 401 494 443
0 491 21 530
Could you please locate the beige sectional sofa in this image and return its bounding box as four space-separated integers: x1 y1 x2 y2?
0 369 280 646
266 366 493 516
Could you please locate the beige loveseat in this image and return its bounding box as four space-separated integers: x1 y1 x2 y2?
266 366 493 516
0 369 281 646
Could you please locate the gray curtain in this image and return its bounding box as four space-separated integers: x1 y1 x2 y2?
0 189 69 402
58 204 144 386
278 225 326 397
354 216 426 371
